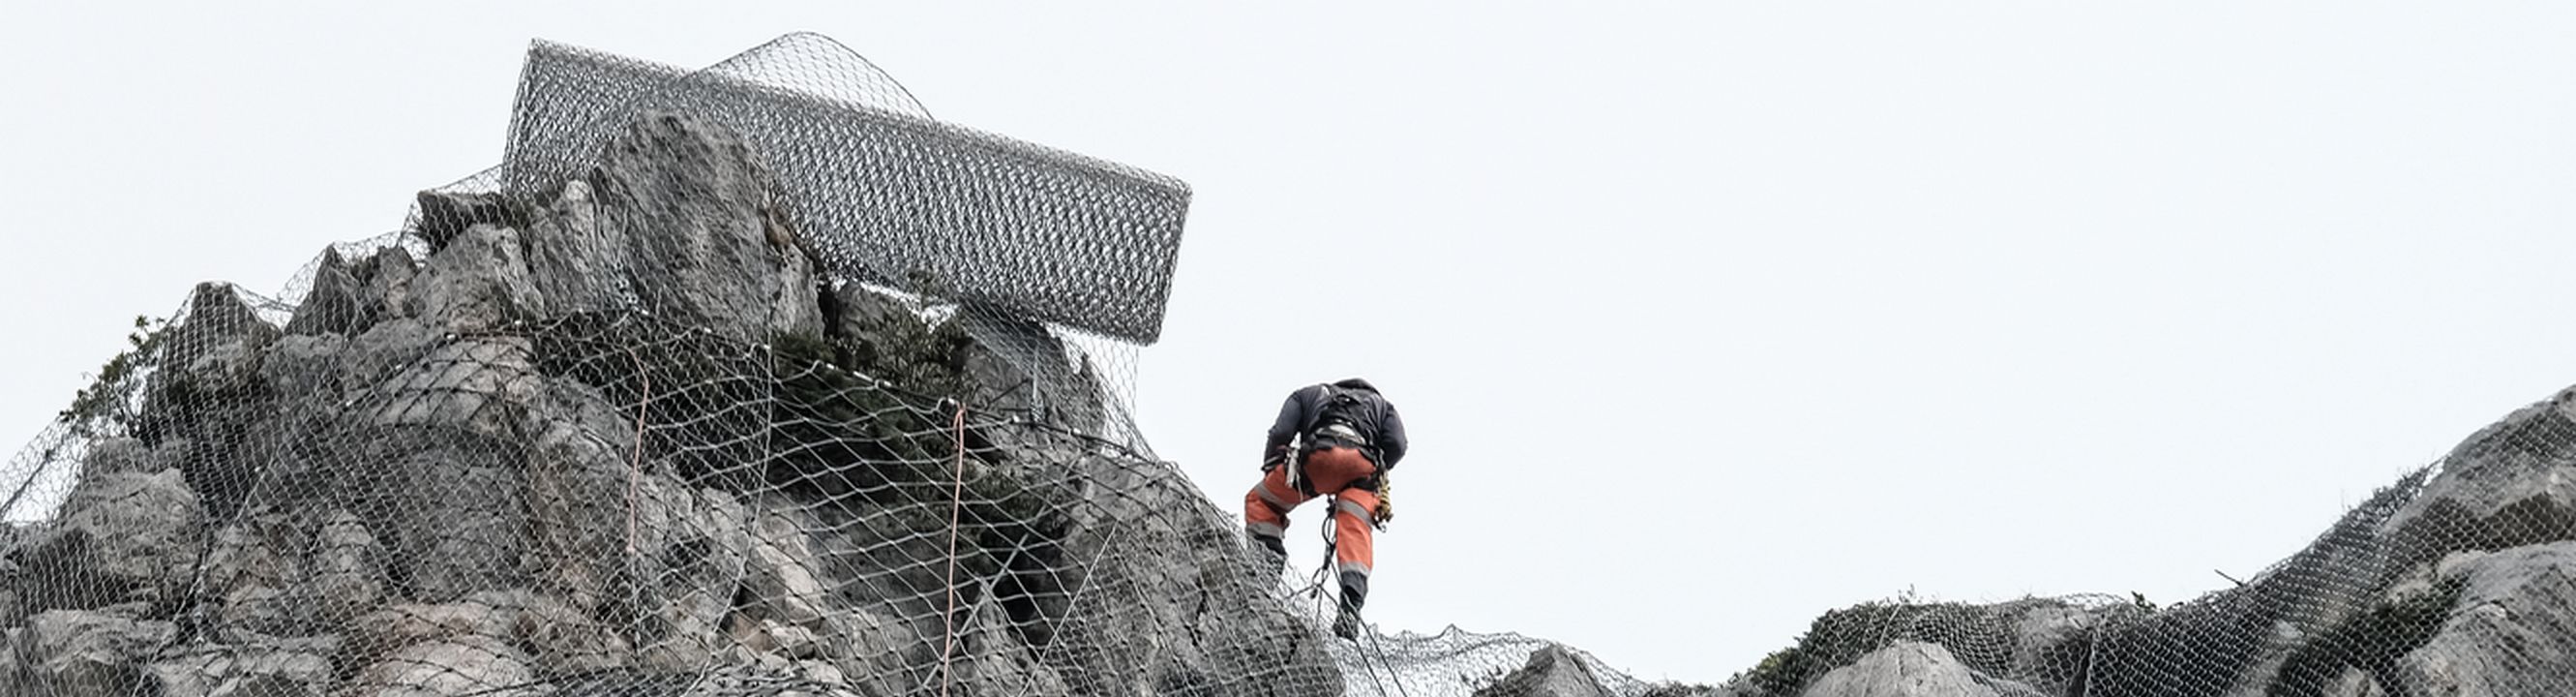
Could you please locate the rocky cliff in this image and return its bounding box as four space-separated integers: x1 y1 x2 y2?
1706 390 2576 697
0 112 1338 697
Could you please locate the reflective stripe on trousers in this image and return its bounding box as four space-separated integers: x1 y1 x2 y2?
1241 445 1380 602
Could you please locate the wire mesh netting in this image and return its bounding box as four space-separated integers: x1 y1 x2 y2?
3 32 2573 697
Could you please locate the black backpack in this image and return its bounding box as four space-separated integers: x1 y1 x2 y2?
1304 384 1381 451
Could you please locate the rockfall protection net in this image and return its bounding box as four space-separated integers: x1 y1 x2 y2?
3 32 2571 697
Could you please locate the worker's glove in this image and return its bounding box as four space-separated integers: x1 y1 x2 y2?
1261 447 1289 472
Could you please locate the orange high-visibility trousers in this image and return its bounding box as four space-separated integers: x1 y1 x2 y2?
1243 446 1380 595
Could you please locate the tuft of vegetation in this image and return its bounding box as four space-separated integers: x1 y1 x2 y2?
55 316 170 437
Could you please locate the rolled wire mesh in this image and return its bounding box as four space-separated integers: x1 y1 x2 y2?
3 31 2572 697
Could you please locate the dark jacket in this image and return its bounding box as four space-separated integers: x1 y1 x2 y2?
1264 379 1408 470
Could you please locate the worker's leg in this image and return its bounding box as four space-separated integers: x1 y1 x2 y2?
1243 464 1307 577
1330 487 1380 605
1302 446 1382 604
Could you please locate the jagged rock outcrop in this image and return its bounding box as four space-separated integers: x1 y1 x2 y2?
0 109 1337 697
592 110 824 343
1725 384 2576 697
1476 645 1612 697
1797 643 2044 697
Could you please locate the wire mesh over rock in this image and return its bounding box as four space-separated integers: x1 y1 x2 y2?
6 30 2576 697
1711 392 2576 697
0 76 1329 694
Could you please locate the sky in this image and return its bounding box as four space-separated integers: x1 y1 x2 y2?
8 1 2576 685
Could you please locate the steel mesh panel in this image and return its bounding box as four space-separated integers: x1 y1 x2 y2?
502 35 1189 346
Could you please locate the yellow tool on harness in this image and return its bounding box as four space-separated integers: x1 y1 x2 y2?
1372 472 1393 529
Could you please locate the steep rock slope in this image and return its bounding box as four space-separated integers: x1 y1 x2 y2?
0 112 1338 697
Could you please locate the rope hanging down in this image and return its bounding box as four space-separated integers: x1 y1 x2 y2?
942 400 966 697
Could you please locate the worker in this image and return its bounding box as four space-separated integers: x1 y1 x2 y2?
1243 378 1409 640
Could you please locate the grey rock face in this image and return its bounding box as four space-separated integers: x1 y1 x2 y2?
629 476 754 673
593 110 822 343
146 634 340 697
1797 642 2006 697
147 283 283 518
413 190 513 253
359 247 421 322
519 380 635 614
1476 645 1610 697
75 438 151 478
286 247 372 336
2381 394 2576 566
417 224 544 334
23 470 204 610
1034 445 1339 697
352 634 537 697
2394 541 2576 696
260 334 349 402
310 509 390 625
15 609 179 697
524 178 630 317
363 337 540 440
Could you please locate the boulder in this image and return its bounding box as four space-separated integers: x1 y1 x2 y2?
524 178 633 316
351 599 513 661
630 477 754 673
75 438 151 478
16 609 179 697
337 318 436 396
202 512 311 636
592 110 823 343
2393 541 2576 695
520 380 636 613
951 592 1069 697
20 469 204 610
413 189 513 253
143 283 282 517
310 508 391 625
2322 667 2387 697
1476 645 1611 697
260 334 350 402
957 309 1106 437
377 446 526 602
748 511 834 627
363 337 540 440
359 247 421 322
352 635 537 697
145 634 339 697
816 606 917 697
1796 642 2028 697
286 247 373 336
831 283 925 351
473 588 630 675
416 224 544 334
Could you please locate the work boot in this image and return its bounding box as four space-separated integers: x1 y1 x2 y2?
1248 532 1286 587
1332 588 1364 641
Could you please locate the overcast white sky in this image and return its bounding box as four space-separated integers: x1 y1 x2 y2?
8 2 2576 685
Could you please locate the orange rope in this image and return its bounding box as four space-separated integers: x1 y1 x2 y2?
941 402 965 697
